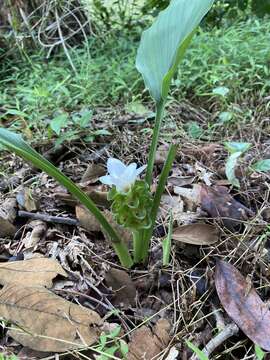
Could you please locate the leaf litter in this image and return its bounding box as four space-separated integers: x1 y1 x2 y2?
0 257 67 287
0 283 102 352
0 101 269 358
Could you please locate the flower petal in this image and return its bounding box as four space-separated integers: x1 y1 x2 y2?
124 163 137 184
115 178 130 193
107 158 126 177
99 175 114 186
135 164 147 177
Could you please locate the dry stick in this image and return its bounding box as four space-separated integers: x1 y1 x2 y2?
190 323 239 360
55 8 77 73
18 210 79 226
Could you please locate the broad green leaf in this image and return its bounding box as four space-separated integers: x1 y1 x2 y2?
0 128 133 268
107 325 121 339
119 339 129 356
187 121 203 139
212 86 230 97
224 142 251 155
93 129 112 136
0 109 28 119
72 108 93 128
219 111 233 124
136 0 214 102
225 151 242 188
186 341 209 360
255 344 265 360
252 159 270 173
50 113 68 135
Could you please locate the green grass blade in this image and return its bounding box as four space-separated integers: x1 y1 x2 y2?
162 209 173 266
255 344 265 360
0 128 133 268
141 144 178 261
136 0 214 102
186 341 209 360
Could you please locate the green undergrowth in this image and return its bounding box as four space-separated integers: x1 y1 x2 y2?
0 17 269 137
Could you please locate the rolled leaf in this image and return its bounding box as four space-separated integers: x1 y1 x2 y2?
136 0 214 102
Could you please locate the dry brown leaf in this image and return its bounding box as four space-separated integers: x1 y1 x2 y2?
172 223 219 245
17 188 38 212
215 260 270 351
76 205 101 232
55 189 109 208
155 144 169 165
182 143 222 160
22 220 47 249
159 194 184 219
81 163 106 183
0 258 67 287
168 176 195 187
199 184 254 230
173 185 201 204
0 197 17 237
105 268 136 307
128 319 170 360
0 284 102 352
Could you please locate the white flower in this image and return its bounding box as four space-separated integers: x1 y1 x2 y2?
99 158 146 193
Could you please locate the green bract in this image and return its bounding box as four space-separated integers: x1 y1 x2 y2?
109 181 153 230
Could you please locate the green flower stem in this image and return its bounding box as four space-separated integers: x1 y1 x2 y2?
133 230 144 263
0 129 133 268
141 143 178 262
145 100 165 186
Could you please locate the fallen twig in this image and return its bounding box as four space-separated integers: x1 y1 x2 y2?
18 211 79 226
190 323 239 360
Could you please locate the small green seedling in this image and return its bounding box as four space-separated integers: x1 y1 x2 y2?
224 141 251 187
0 355 18 360
186 341 209 360
225 142 270 188
251 159 270 173
94 325 128 360
255 344 265 360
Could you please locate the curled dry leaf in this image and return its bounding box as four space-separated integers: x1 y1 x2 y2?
168 176 195 187
128 319 171 360
0 257 67 287
199 184 254 230
0 197 17 237
0 284 102 352
55 189 109 208
164 347 179 360
174 185 201 204
159 194 184 221
155 143 170 165
172 223 219 245
81 163 106 183
215 260 270 351
22 220 47 248
105 268 136 307
16 187 38 212
76 205 101 232
182 143 222 161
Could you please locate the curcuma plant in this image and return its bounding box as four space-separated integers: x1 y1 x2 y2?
0 0 214 268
